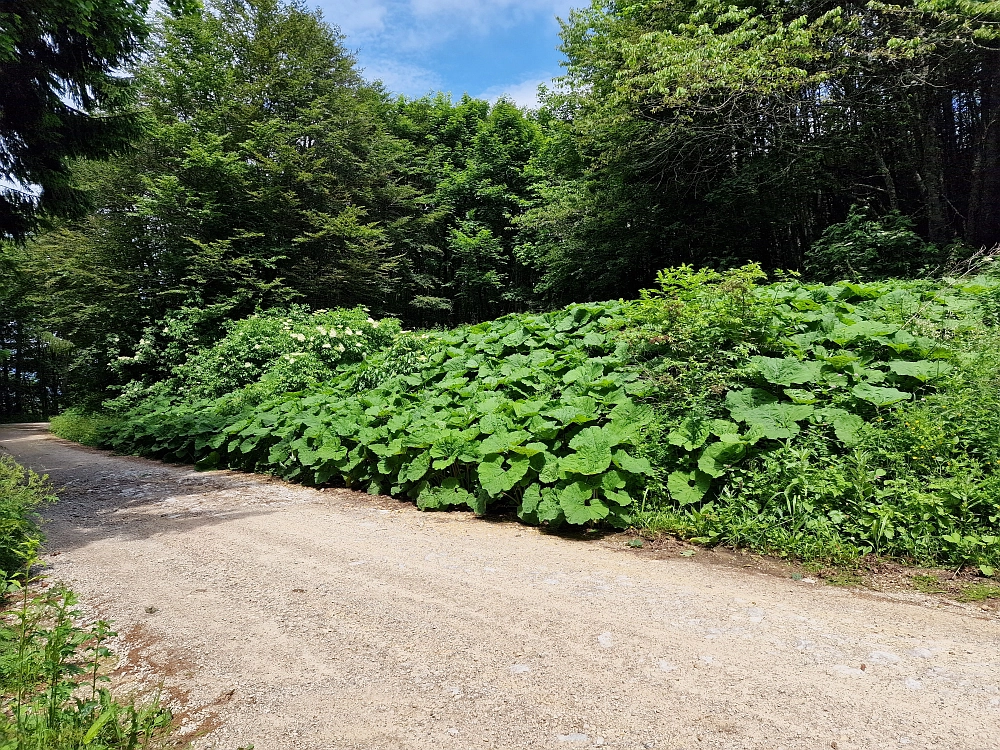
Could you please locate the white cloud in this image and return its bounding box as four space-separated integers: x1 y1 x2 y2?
323 0 390 39
316 0 580 98
322 0 576 49
478 77 549 109
359 58 443 97
408 0 572 32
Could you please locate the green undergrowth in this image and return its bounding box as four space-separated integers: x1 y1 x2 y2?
0 459 173 748
84 265 1000 571
1 574 173 749
101 303 654 527
0 457 55 578
49 410 121 448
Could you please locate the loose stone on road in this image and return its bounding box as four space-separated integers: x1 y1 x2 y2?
1 423 998 750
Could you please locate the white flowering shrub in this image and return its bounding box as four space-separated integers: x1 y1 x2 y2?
170 307 400 400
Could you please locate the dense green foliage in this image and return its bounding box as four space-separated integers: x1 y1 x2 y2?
6 0 1000 417
630 267 1000 571
3 0 999 572
0 0 151 238
98 304 654 527
0 457 53 577
74 267 1000 571
47 410 117 448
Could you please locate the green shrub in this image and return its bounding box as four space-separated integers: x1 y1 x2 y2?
804 206 947 281
0 456 54 578
106 306 401 413
49 409 120 447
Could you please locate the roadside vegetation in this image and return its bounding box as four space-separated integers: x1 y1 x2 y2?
0 456 173 748
54 263 1000 575
3 0 1000 579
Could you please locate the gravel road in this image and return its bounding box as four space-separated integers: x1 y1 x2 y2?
1 423 998 750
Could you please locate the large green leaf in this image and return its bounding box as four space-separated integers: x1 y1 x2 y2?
710 419 739 436
559 481 610 525
505 454 532 488
477 454 507 496
561 425 616 475
697 440 747 477
817 408 865 445
609 400 655 425
401 450 431 483
477 453 531 496
546 404 592 425
851 382 911 406
725 388 778 421
750 356 823 386
667 416 711 452
536 486 563 523
477 413 510 434
783 389 818 405
611 449 653 476
602 488 634 506
518 484 543 522
667 470 712 505
887 360 954 382
728 399 814 440
827 320 900 345
601 469 627 491
563 362 604 385
538 452 561 484
480 430 530 454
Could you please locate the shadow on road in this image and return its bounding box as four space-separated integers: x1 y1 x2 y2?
0 424 300 555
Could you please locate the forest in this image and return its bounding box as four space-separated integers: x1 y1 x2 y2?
3 0 1000 568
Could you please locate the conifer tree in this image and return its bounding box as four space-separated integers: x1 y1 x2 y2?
0 0 150 237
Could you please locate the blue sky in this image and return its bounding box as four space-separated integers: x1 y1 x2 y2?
313 0 581 107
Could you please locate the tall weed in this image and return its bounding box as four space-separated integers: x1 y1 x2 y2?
0 457 54 578
1 567 173 748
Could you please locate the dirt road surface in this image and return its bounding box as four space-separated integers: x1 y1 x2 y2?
2 424 998 750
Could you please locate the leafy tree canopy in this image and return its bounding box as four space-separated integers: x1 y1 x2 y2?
0 0 150 237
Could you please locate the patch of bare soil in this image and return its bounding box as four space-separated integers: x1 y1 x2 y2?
2 423 999 750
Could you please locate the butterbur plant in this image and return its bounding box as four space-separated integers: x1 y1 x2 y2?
105 303 656 528
90 266 1000 569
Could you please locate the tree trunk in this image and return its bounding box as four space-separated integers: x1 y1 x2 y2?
967 53 1000 249
916 100 951 245
872 145 899 212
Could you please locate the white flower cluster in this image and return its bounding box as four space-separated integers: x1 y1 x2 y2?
290 325 366 343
